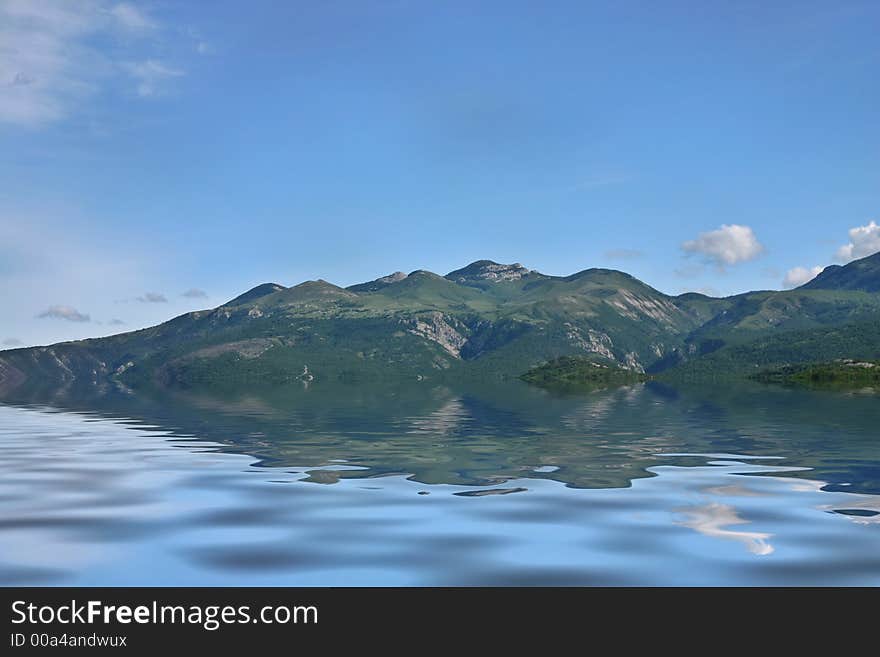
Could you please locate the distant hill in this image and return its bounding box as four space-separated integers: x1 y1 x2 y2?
224 283 286 306
520 355 647 390
2 252 880 394
752 359 880 389
665 320 880 380
800 251 880 292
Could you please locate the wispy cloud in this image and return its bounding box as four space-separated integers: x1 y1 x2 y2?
108 318 126 325
3 338 23 347
123 59 184 98
0 207 165 346
183 26 213 55
0 0 186 126
37 305 90 322
682 224 764 268
182 288 208 298
835 220 880 262
783 265 823 288
109 2 155 30
136 292 167 303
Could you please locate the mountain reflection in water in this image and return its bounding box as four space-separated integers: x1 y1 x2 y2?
0 379 878 585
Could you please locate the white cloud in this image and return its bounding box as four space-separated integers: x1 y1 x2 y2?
783 265 823 288
182 288 208 298
38 305 90 322
137 292 167 303
109 2 154 30
184 26 213 55
0 0 183 126
108 318 125 325
3 338 23 346
0 207 170 346
682 224 764 267
123 60 184 97
834 220 880 262
0 0 100 125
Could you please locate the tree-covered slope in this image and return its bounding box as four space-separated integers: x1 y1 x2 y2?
800 251 880 292
2 254 880 394
520 355 647 390
752 359 880 389
665 321 880 380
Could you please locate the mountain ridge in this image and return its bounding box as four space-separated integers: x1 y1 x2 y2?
799 251 880 292
2 252 879 395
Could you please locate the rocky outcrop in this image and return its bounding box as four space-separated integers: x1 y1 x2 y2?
564 323 615 361
189 338 279 360
0 358 26 393
606 290 685 326
445 260 533 284
624 352 645 373
406 313 468 357
0 346 113 392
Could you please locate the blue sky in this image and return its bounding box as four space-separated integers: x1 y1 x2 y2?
2 0 879 347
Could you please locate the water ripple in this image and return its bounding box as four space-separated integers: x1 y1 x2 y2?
1 383 879 586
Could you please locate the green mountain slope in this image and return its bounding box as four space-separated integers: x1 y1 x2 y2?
800 251 880 292
2 253 880 394
667 321 880 380
225 282 286 306
753 359 880 389
520 355 647 390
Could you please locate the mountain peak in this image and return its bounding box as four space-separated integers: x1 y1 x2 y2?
381 271 407 283
224 283 286 307
347 271 407 293
290 279 347 292
564 267 631 280
445 260 532 284
800 250 880 292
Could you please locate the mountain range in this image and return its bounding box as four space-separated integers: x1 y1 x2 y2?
2 251 880 395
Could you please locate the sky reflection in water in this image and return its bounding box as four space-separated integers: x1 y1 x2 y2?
0 380 878 585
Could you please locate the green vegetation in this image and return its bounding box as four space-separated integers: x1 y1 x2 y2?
520 355 647 390
2 252 880 397
666 320 880 381
801 251 880 293
752 360 880 389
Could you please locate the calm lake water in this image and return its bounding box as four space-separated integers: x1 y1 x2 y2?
1 380 878 586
